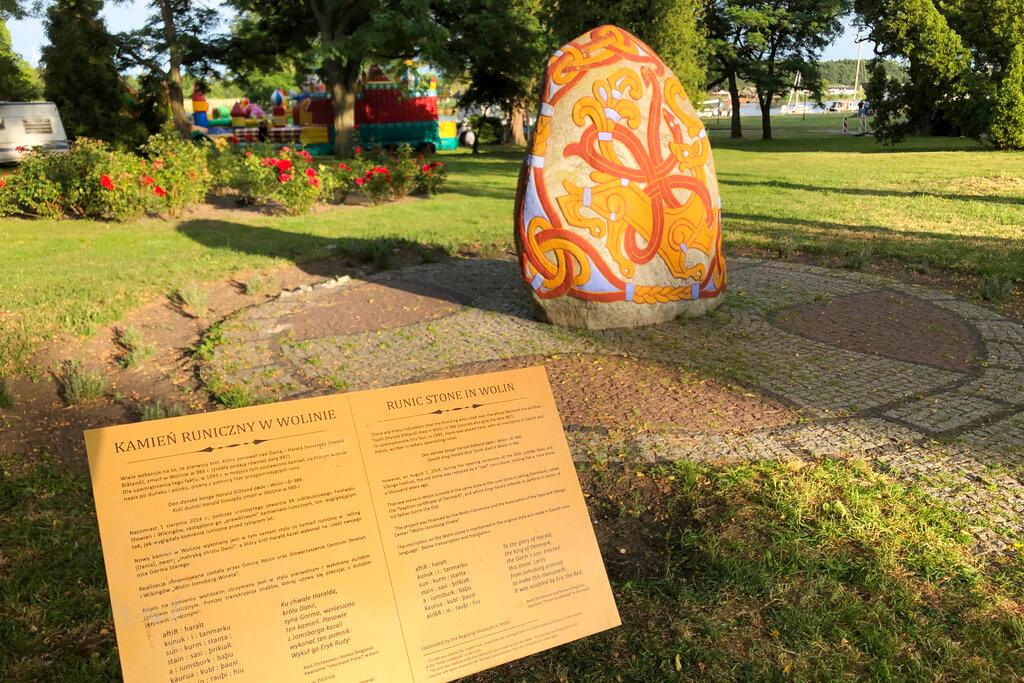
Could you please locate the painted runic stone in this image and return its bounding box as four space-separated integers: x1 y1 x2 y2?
514 25 727 329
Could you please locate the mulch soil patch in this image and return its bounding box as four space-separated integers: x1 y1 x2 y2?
773 290 978 373
426 353 797 433
289 281 463 340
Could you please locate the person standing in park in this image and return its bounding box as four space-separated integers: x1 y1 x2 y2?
858 100 869 133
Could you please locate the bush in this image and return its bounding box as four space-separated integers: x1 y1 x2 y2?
320 161 357 204
979 273 1015 302
141 131 212 215
225 146 323 214
989 44 1024 150
57 361 106 405
416 160 447 196
0 148 64 218
55 138 150 221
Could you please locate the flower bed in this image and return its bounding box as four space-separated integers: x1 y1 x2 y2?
0 135 447 220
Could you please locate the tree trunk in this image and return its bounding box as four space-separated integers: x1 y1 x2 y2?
324 57 360 157
509 106 527 146
728 71 742 139
759 92 772 141
157 0 190 137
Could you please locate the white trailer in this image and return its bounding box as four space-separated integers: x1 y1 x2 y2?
0 102 69 164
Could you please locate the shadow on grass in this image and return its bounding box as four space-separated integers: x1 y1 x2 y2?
723 211 1024 279
721 177 1024 207
175 219 535 319
707 130 983 155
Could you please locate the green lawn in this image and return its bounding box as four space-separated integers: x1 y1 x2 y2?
3 116 1024 680
1 114 1022 375
3 454 1022 680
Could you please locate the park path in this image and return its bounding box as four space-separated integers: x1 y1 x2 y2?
203 256 1024 555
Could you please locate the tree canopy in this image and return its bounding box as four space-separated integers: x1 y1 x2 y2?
856 0 1024 148
0 19 41 101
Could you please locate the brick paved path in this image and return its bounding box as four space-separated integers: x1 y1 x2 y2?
203 257 1024 553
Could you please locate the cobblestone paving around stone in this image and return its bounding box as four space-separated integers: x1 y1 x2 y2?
203 256 1024 552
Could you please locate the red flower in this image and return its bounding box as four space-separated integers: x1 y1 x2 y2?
153 185 167 197
307 177 320 188
244 151 253 157
298 150 312 162
0 179 6 189
338 162 349 171
229 136 239 145
261 157 276 167
278 173 292 183
275 159 293 173
421 164 430 172
152 159 164 170
354 146 362 155
355 177 364 186
280 146 291 153
140 174 155 186
100 175 114 190
305 167 317 179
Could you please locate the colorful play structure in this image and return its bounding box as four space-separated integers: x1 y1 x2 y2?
190 65 458 155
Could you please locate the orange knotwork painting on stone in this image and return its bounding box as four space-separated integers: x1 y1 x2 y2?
515 25 726 329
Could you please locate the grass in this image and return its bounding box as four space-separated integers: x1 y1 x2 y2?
1 453 1020 681
55 362 105 405
471 457 1024 681
168 283 209 318
135 400 188 421
1 117 1022 374
114 327 155 369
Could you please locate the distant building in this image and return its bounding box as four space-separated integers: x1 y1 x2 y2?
827 85 858 96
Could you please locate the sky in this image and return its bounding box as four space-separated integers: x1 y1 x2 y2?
8 5 874 68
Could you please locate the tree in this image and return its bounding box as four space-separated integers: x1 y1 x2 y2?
855 0 1024 147
0 19 40 101
117 0 221 136
989 44 1024 150
704 0 752 138
436 0 552 146
42 0 135 142
726 0 848 141
548 0 707 100
227 0 445 156
855 0 973 141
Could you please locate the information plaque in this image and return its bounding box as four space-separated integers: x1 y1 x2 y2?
85 366 620 682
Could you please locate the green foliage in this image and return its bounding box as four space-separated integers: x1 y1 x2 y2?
0 135 211 221
0 150 65 218
989 44 1024 150
55 139 151 221
548 0 707 99
468 115 504 145
221 146 323 214
416 160 447 196
169 283 208 317
978 274 1015 302
706 0 849 140
42 0 142 146
0 20 41 101
56 361 106 404
437 0 553 117
115 326 155 368
137 400 188 421
819 57 905 87
856 0 1024 145
192 323 225 361
140 131 213 215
